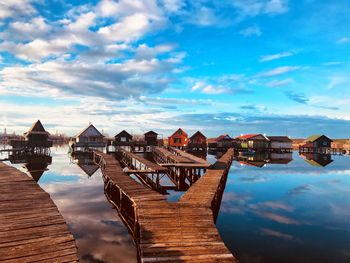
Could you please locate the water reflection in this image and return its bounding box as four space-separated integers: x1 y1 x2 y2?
70 152 99 177
6 146 137 263
236 152 293 168
3 145 350 263
8 152 52 182
300 153 334 167
218 152 350 263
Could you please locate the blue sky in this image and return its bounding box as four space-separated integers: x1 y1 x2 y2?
0 0 350 138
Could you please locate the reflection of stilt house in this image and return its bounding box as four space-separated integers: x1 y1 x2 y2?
300 153 333 167
69 124 105 152
299 135 333 154
237 152 269 167
188 131 207 151
10 120 53 153
23 155 52 182
9 152 52 182
269 153 293 164
70 152 99 177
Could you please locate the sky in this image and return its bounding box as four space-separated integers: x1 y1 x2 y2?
0 0 350 138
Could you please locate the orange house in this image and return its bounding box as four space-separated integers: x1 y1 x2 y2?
168 128 188 148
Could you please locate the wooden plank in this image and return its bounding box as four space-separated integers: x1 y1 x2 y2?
92 150 238 263
0 162 78 262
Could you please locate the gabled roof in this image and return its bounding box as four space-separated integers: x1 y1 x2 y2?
115 130 132 138
170 128 188 137
236 134 269 141
190 131 206 140
215 134 232 142
25 120 49 136
236 134 259 140
267 136 292 142
306 135 333 142
304 158 333 167
78 164 99 177
76 124 104 138
144 130 158 136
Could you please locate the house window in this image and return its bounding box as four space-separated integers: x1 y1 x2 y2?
174 138 182 143
121 137 126 142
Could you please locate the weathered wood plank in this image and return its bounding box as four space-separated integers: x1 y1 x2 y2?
0 162 78 262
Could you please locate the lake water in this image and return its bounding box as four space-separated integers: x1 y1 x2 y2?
4 146 350 263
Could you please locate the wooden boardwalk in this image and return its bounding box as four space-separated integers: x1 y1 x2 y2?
0 162 78 263
167 146 211 166
93 149 238 263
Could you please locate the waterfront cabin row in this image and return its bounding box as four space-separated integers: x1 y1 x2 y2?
114 130 159 146
167 128 207 150
209 133 293 152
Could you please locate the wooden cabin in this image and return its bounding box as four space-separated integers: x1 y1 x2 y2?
168 128 188 148
267 136 293 152
236 134 269 151
216 134 234 148
188 131 207 150
300 135 333 154
71 124 105 149
10 120 53 148
115 130 133 146
144 131 158 146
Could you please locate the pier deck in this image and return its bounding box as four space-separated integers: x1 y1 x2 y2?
167 146 211 166
0 162 78 263
93 150 237 263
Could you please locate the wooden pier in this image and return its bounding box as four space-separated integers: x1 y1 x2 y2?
153 147 211 190
0 162 78 263
93 149 237 262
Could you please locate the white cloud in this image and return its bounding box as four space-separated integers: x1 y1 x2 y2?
97 13 159 43
190 7 217 26
326 76 348 90
161 0 184 12
0 17 52 42
233 0 288 18
258 66 300 77
337 37 350 44
260 51 297 62
265 78 294 87
240 25 262 37
0 0 36 20
191 81 230 94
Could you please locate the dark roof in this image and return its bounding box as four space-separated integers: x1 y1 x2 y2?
267 136 292 142
170 128 188 137
216 134 232 141
115 130 132 138
144 130 158 136
25 120 49 136
76 124 104 138
306 134 333 142
190 131 206 140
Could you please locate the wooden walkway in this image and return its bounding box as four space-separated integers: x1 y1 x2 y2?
0 162 78 263
167 146 211 166
93 149 238 263
118 147 168 173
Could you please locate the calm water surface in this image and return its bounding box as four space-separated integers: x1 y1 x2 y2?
5 146 350 263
